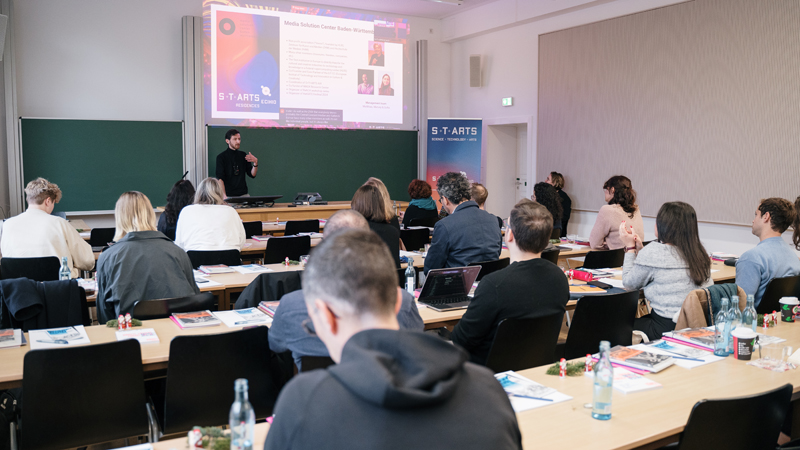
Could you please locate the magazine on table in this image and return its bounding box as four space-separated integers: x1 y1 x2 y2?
213 308 272 327
494 371 572 412
29 326 90 349
170 310 222 329
634 340 725 369
584 366 662 394
232 264 275 274
198 264 235 274
605 345 674 373
0 329 23 349
115 328 160 344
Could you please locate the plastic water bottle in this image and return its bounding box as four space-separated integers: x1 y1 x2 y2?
728 294 742 329
713 297 730 357
59 256 70 280
592 340 613 420
229 378 255 450
405 257 416 295
742 294 757 332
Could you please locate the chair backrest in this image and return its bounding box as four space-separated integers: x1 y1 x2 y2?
564 290 640 359
468 258 510 282
22 340 149 450
0 256 61 281
485 313 565 373
397 267 406 288
284 219 320 236
757 274 800 314
400 228 430 252
162 327 279 435
132 292 216 320
263 235 311 264
541 248 561 265
409 216 438 228
242 221 263 238
88 227 116 247
301 355 335 372
582 248 625 269
677 383 792 450
187 249 242 269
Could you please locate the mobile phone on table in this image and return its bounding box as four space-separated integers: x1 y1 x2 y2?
588 280 612 289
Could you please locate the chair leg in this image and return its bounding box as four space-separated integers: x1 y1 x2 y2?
146 400 161 442
9 421 17 450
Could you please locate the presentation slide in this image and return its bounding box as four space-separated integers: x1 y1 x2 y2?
204 4 410 130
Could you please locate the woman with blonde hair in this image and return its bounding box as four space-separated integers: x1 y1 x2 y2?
175 177 245 251
96 191 199 323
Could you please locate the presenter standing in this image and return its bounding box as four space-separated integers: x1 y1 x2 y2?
215 128 258 198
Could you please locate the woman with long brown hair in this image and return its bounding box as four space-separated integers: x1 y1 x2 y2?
589 175 644 249
620 201 712 340
352 184 401 268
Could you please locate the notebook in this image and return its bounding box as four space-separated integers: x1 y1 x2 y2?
417 266 481 312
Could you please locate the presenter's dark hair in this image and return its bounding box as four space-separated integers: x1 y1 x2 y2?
437 172 471 205
793 196 800 250
533 182 563 225
656 202 710 286
510 199 552 254
351 185 387 223
164 180 195 227
408 179 432 200
225 128 240 141
758 197 796 234
603 175 638 218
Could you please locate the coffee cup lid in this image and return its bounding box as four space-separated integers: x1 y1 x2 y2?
731 327 757 339
779 296 799 305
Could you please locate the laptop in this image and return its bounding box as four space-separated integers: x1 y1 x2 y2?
418 266 481 312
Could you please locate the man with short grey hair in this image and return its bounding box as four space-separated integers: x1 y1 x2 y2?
268 209 423 370
264 229 522 450
424 172 502 274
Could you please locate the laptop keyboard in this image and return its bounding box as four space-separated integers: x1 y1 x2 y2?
424 296 469 305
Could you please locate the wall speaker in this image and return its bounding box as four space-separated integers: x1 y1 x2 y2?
469 54 481 88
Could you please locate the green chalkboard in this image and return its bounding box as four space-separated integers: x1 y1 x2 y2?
21 119 184 212
207 127 418 202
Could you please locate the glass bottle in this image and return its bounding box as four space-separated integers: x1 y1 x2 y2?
742 294 758 332
229 378 255 450
592 340 613 420
713 297 730 357
59 256 70 280
405 258 416 295
728 294 742 329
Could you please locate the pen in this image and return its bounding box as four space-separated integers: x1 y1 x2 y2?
508 393 553 402
662 354 704 362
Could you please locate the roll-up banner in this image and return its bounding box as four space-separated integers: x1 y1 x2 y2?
425 118 482 202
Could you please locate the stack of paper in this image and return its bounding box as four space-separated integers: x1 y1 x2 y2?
116 328 160 344
494 371 572 412
213 308 272 327
0 329 23 349
233 264 275 274
633 340 724 369
29 326 90 349
584 367 662 394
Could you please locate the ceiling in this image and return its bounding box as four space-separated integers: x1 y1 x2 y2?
296 0 498 19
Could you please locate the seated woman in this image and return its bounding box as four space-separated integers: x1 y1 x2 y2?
352 184 401 268
175 177 245 251
157 179 195 241
364 177 400 228
589 175 644 249
620 202 712 341
96 191 200 323
402 179 438 227
532 182 563 238
546 171 571 237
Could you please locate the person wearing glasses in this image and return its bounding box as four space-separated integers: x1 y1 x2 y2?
264 228 522 450
267 209 423 371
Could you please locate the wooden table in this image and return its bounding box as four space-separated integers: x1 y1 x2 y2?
153 422 271 449
232 201 404 222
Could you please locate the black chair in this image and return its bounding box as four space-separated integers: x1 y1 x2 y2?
187 249 242 269
89 227 115 250
132 292 216 320
284 219 320 236
0 256 60 281
484 313 565 373
468 258 510 282
675 383 792 450
541 248 561 265
300 355 335 372
397 267 406 288
242 221 263 238
20 340 150 450
581 248 625 269
157 327 279 436
409 217 438 228
263 235 311 264
564 290 639 359
400 228 429 252
757 274 800 314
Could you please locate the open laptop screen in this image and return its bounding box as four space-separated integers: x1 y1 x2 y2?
419 266 481 301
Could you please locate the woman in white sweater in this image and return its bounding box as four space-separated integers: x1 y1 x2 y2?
175 178 245 251
620 202 712 341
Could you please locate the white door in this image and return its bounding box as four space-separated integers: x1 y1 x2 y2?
485 124 524 219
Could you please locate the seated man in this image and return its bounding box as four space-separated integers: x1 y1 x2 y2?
264 229 522 450
736 198 800 308
268 209 423 371
0 177 94 278
451 199 569 365
424 172 502 274
470 182 504 228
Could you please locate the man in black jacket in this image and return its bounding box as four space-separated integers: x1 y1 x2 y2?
423 172 502 274
451 199 570 365
264 229 522 450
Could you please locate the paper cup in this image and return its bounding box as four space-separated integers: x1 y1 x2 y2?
731 328 757 360
779 297 799 322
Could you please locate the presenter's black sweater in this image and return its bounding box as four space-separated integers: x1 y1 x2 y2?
451 258 570 366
